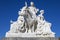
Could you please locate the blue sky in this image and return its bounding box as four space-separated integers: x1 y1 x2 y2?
0 0 60 37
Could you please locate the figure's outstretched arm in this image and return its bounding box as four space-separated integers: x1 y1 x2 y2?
25 2 27 7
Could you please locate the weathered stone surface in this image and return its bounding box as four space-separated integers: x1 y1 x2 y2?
2 37 59 40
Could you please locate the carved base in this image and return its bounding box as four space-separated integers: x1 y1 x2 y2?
2 37 59 40
5 32 55 37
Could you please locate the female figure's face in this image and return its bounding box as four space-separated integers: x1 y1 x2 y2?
18 16 24 24
40 10 44 15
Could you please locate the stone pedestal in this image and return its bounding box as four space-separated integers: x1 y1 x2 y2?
5 32 55 37
2 37 59 40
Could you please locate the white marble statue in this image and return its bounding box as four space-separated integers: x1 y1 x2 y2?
5 2 55 37
36 10 55 35
29 2 39 20
8 16 25 33
36 10 45 34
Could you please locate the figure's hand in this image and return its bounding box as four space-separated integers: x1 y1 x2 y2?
36 9 39 13
37 9 39 12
